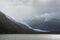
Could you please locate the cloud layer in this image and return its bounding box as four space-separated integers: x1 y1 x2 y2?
0 0 60 22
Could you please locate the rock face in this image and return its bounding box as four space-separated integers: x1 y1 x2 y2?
0 11 44 34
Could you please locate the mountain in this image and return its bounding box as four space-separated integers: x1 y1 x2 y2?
27 17 60 32
0 11 48 34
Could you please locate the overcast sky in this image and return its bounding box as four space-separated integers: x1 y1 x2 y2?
0 0 60 22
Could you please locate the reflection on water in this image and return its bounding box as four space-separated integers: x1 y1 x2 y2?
0 34 60 40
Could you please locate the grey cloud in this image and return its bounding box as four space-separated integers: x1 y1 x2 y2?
31 0 60 21
0 0 60 22
0 0 60 21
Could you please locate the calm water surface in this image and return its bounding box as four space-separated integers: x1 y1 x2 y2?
0 34 60 40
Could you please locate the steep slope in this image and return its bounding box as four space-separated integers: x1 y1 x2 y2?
0 11 47 34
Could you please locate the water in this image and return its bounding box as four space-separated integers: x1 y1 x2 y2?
0 34 60 40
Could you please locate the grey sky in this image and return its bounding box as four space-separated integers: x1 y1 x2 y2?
0 0 60 22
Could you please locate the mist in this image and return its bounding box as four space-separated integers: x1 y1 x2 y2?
0 0 60 31
0 0 60 22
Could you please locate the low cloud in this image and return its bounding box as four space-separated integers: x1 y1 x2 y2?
0 0 60 22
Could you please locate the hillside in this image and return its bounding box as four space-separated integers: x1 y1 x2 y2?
0 11 43 34
27 17 60 32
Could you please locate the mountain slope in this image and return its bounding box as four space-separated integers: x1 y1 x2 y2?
0 11 48 34
27 17 60 32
